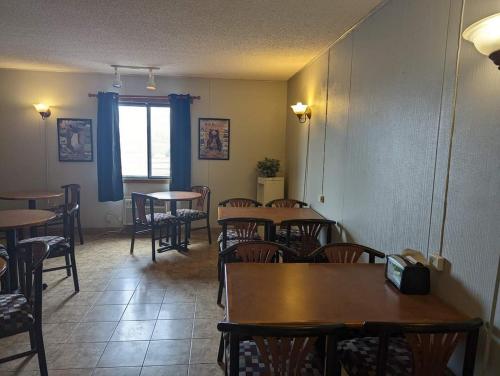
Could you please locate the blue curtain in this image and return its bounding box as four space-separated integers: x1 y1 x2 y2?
97 92 124 202
169 94 191 190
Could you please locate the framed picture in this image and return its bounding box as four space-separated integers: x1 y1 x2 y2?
198 118 230 160
57 118 93 162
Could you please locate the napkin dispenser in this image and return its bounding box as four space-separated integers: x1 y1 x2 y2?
385 255 430 294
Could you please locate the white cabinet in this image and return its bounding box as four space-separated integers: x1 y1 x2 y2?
257 177 284 205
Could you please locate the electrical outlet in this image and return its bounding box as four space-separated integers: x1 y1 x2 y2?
429 254 445 271
319 195 325 203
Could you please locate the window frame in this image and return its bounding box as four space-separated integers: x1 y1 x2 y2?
119 102 171 180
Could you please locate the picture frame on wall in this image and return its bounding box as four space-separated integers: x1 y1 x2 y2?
198 118 230 160
57 118 93 162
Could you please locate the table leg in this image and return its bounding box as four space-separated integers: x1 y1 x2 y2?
28 199 38 237
6 229 18 292
170 201 178 247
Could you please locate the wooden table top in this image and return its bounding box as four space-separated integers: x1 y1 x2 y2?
149 191 202 201
218 207 326 225
0 209 57 230
0 191 63 201
225 263 467 326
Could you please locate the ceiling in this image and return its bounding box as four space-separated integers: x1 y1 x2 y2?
0 0 383 80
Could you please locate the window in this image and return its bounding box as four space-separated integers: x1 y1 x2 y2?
119 104 170 179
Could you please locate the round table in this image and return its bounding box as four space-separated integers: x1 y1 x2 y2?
0 209 56 291
149 191 202 252
0 191 63 209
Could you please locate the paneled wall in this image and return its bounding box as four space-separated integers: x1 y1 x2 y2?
0 71 287 227
286 0 500 372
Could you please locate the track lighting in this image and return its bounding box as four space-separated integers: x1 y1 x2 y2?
146 69 156 91
112 67 122 88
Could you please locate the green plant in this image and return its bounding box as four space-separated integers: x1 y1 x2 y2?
257 158 280 177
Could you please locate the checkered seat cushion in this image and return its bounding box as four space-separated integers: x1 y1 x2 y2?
176 209 207 221
18 236 68 249
235 340 322 375
0 294 33 337
338 337 413 376
217 230 261 244
276 227 302 242
48 204 65 218
145 212 177 224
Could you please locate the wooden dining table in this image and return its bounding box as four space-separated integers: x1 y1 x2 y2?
149 191 202 252
0 191 63 209
218 206 326 225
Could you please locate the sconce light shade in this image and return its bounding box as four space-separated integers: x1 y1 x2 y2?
463 13 500 68
33 103 51 120
146 69 156 90
290 102 311 123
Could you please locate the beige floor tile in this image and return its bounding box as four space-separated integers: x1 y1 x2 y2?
187 364 224 376
192 319 219 339
143 340 191 366
130 289 166 304
140 365 188 376
95 290 134 305
110 320 156 341
82 305 127 322
151 320 193 340
69 322 118 343
51 342 107 369
50 369 94 376
190 338 220 364
105 278 141 291
93 366 141 376
97 341 149 367
158 303 195 320
122 304 161 321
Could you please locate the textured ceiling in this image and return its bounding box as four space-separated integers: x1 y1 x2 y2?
0 0 383 80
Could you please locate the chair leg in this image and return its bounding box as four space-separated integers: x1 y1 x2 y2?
184 222 189 246
207 218 212 244
217 332 224 365
69 251 79 292
130 231 135 254
217 277 224 306
34 325 48 376
29 328 36 350
77 212 84 245
64 253 71 277
151 227 156 262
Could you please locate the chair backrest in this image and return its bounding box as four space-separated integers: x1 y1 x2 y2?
217 322 344 376
363 318 483 376
219 198 262 207
61 184 81 207
219 241 297 264
219 217 273 250
62 203 79 243
310 243 385 264
131 192 155 224
190 185 210 212
266 198 308 208
281 219 335 258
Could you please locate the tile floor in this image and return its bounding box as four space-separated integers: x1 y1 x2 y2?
0 229 225 375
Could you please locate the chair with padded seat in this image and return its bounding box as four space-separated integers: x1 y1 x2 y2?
130 192 187 262
309 243 385 264
45 184 84 244
18 203 80 292
266 198 308 241
217 198 263 244
0 241 50 376
175 185 212 244
279 219 336 261
338 318 483 376
217 321 345 376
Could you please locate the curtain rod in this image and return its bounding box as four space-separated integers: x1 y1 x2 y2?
87 93 200 101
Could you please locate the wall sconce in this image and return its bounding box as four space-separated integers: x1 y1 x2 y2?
290 102 312 123
463 13 500 69
33 103 51 120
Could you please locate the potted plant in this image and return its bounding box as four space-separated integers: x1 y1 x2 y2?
257 158 280 178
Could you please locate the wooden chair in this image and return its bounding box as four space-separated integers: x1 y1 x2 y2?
338 318 483 376
130 192 182 262
217 240 296 305
310 243 385 264
218 321 345 376
217 198 263 244
265 198 308 208
280 219 336 260
46 184 84 244
176 185 212 244
18 203 80 292
0 241 49 376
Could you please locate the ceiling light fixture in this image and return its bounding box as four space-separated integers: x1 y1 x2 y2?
463 13 500 69
290 102 312 123
112 66 122 88
146 68 156 91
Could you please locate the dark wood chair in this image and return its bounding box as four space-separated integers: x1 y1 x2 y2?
309 243 385 264
0 241 49 376
217 240 296 305
265 198 308 208
217 321 345 376
217 198 263 244
338 318 483 376
45 184 84 244
18 203 80 292
280 219 336 260
176 185 212 244
130 192 184 262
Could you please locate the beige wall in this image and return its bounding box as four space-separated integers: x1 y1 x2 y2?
286 0 499 373
0 70 287 227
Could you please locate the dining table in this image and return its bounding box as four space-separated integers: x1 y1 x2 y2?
0 209 56 291
0 191 63 209
149 191 202 252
